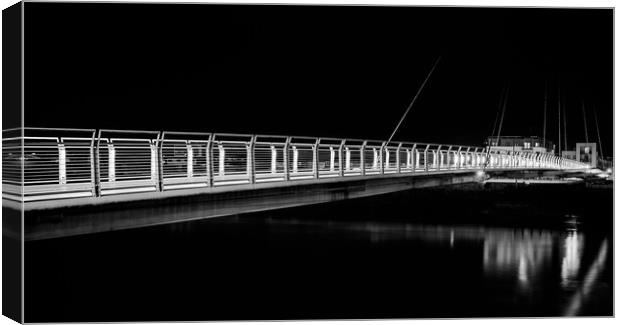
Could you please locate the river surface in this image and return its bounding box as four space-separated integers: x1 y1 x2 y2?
25 183 613 322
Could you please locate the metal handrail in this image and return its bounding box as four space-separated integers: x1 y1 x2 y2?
2 127 592 202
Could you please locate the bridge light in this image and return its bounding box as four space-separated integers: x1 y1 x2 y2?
476 170 485 178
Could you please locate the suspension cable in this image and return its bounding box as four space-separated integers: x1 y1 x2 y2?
386 56 441 145
485 84 509 168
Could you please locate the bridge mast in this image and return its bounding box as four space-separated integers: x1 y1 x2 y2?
558 84 562 156
543 80 547 149
581 99 589 143
563 95 568 152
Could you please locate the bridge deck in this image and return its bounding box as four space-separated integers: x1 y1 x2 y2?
3 128 589 212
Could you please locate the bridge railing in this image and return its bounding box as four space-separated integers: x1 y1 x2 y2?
2 128 97 201
2 128 592 202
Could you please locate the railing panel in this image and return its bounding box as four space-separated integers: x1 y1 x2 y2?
343 145 363 176
254 142 286 182
160 132 211 190
3 128 96 201
318 144 341 178
212 141 251 185
364 145 382 175
399 148 413 172
383 146 399 173
288 143 315 180
2 136 22 186
97 130 159 196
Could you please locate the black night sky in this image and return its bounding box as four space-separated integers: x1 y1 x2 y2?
24 3 613 156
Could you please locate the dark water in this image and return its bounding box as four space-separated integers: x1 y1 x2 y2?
25 183 613 322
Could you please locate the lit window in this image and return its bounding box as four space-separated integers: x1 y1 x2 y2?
535 142 539 147
524 142 531 149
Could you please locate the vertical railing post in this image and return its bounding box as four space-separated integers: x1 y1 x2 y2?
89 130 96 197
372 147 378 170
396 143 402 173
345 144 352 173
150 137 159 186
465 148 471 169
449 147 455 169
108 142 116 183
456 147 462 169
360 141 367 176
157 131 166 191
380 142 386 174
437 145 443 171
406 148 412 170
499 151 503 168
329 146 335 172
206 134 213 187
385 146 391 171
512 151 517 168
424 144 429 172
339 140 345 177
292 146 298 174
58 141 67 185
94 130 103 197
187 142 194 178
270 145 277 174
248 135 256 184
313 139 320 179
283 137 290 181
412 144 417 173
526 152 530 168
218 143 225 177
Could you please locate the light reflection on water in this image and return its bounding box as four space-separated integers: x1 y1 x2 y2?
265 216 597 301
561 230 584 289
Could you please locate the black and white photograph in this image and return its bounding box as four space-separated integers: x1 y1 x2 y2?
1 0 615 323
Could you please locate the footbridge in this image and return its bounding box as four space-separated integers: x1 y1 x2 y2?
2 128 592 240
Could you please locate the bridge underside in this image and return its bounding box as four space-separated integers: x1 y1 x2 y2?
8 168 588 241
17 170 479 240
